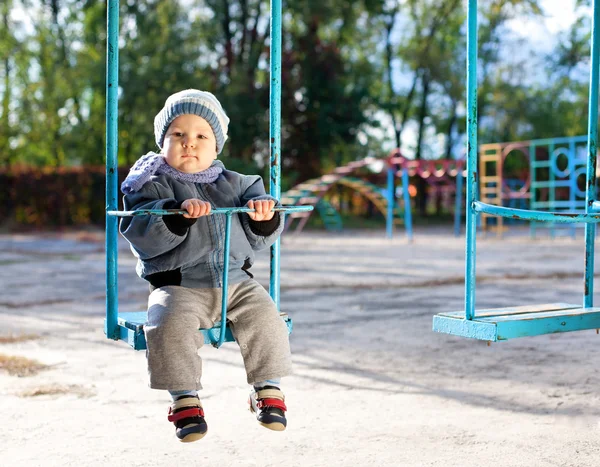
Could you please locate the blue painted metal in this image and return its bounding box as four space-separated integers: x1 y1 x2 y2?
104 0 303 350
464 0 478 321
530 141 538 240
107 206 313 217
108 206 308 349
216 213 233 348
269 0 282 310
433 303 600 341
386 167 394 239
107 206 312 348
473 202 600 223
585 0 600 308
433 0 600 341
105 0 120 341
529 136 588 239
401 166 413 242
114 312 293 351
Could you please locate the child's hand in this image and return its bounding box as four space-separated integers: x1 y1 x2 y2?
181 199 212 218
247 199 275 221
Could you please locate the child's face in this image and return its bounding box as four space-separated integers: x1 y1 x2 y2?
163 114 217 173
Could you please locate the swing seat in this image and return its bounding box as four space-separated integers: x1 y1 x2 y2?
109 311 293 351
432 303 600 341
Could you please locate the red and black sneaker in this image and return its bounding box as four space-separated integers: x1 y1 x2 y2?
248 386 287 431
167 395 207 442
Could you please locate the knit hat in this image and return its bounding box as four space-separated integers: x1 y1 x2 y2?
154 89 230 154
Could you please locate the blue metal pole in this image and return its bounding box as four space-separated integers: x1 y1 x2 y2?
529 141 537 239
217 213 233 348
401 167 413 242
105 0 119 340
454 164 463 237
386 167 394 239
584 0 600 308
569 138 577 239
269 0 282 309
465 0 478 320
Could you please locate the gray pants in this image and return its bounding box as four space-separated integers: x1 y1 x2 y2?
144 279 292 390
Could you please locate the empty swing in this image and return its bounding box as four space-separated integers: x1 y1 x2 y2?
103 0 312 350
433 0 600 342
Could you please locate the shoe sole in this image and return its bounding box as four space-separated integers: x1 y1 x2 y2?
179 431 207 443
259 421 286 431
249 406 286 431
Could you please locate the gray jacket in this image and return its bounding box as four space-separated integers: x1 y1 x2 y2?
119 163 283 289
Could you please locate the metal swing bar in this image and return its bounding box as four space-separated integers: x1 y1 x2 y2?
104 0 312 349
432 0 600 341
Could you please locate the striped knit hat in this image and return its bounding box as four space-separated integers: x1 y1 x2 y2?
154 89 230 154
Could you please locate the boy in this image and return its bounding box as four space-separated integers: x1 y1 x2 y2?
119 89 291 442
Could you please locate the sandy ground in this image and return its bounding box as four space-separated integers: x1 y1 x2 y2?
2 226 600 467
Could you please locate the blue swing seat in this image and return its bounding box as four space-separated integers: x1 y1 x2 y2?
103 0 308 351
109 311 293 351
433 303 600 342
432 0 600 344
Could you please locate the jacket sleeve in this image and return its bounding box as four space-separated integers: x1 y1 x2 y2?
239 174 284 251
119 181 194 260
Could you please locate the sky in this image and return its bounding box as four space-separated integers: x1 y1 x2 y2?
507 0 587 50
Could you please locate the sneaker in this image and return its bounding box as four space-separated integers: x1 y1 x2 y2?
248 386 287 431
167 395 208 442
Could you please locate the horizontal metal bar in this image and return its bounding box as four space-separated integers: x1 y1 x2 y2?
532 201 586 208
473 201 600 223
531 181 573 188
107 206 314 217
531 136 588 144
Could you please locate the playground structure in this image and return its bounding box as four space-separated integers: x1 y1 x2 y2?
281 156 406 236
282 151 466 240
432 0 600 342
283 133 596 241
386 150 465 239
479 135 600 238
479 141 530 234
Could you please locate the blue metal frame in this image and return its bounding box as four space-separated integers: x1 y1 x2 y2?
385 158 461 240
528 136 588 239
584 0 600 308
464 0 478 322
385 162 413 240
386 167 394 239
104 0 313 350
105 0 120 341
269 0 283 309
106 206 311 349
432 0 600 341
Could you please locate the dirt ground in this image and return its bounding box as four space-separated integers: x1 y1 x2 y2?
1 226 600 467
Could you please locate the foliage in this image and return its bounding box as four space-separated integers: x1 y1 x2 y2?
0 165 127 228
0 0 597 214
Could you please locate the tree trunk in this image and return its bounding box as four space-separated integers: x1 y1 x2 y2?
222 0 234 79
415 72 430 160
445 99 457 159
416 71 431 216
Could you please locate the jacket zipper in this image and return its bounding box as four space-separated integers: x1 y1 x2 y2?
198 184 223 287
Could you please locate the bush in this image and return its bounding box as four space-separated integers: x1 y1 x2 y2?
0 166 128 229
